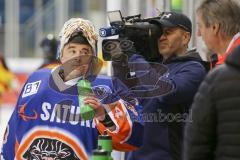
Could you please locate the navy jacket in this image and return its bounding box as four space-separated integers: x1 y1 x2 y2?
125 50 206 160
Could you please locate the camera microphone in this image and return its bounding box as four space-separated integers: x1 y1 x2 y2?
99 27 119 37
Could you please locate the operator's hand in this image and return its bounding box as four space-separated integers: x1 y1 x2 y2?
83 96 106 121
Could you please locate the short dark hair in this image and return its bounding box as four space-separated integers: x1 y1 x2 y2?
67 32 90 46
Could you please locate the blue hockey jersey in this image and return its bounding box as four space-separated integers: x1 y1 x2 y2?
1 66 143 160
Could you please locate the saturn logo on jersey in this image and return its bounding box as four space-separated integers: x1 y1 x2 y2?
16 128 88 160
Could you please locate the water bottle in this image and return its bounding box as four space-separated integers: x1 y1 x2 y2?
98 131 113 160
92 146 109 160
77 79 95 121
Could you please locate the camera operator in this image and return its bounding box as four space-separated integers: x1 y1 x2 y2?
125 12 206 160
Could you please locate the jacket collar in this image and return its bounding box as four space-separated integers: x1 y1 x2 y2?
226 45 240 70
162 48 203 64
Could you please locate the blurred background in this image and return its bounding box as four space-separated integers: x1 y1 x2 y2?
0 0 207 59
0 0 208 158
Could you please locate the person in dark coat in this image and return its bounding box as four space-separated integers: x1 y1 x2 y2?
184 45 240 160
183 0 240 159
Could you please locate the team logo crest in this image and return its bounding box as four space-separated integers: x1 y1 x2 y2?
16 128 88 160
92 85 112 100
22 138 80 160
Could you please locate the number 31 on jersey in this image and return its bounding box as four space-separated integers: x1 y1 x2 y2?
22 80 41 98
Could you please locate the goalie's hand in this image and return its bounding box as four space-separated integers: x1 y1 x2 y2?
83 96 106 121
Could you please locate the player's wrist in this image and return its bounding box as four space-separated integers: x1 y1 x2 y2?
99 109 115 128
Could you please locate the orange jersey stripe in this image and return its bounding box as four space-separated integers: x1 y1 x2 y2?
96 100 137 151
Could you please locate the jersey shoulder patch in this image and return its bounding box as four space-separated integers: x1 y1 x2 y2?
22 80 41 98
